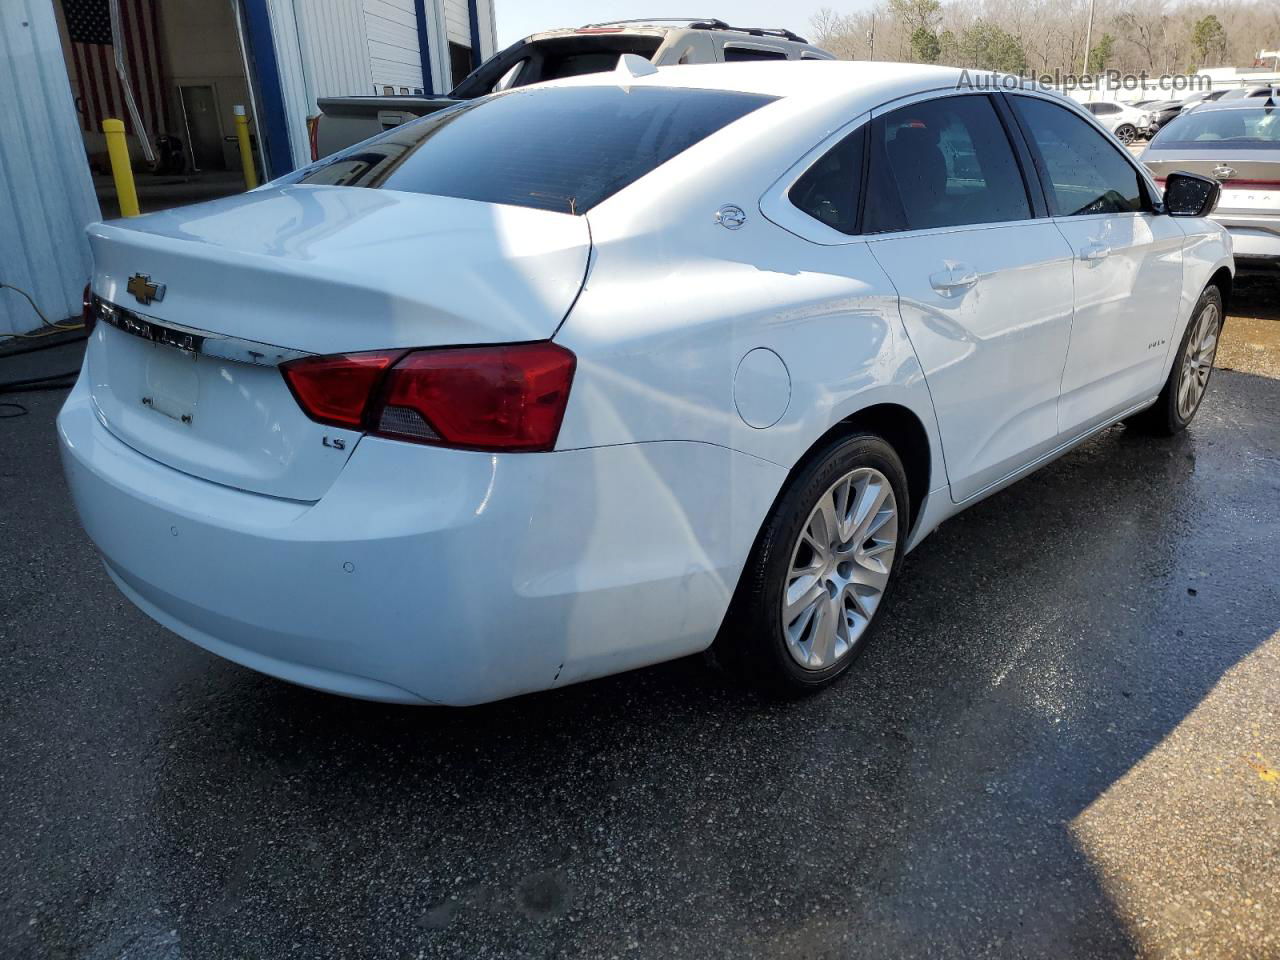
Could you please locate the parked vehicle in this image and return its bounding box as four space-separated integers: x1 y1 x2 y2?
1179 86 1278 113
1139 99 1185 135
61 61 1232 706
310 19 833 160
1217 85 1280 101
1182 89 1238 112
1142 98 1280 271
1081 100 1151 143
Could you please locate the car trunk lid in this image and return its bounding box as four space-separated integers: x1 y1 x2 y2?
1144 152 1280 216
84 185 590 501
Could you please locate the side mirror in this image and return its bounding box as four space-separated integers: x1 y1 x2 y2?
1163 171 1221 217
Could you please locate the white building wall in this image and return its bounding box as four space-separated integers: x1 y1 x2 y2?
443 0 470 46
0 0 100 335
476 0 497 60
365 0 425 91
268 0 473 160
298 0 375 97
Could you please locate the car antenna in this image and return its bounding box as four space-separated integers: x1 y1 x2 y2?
615 52 659 81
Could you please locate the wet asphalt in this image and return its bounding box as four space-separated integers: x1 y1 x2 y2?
1 282 1277 959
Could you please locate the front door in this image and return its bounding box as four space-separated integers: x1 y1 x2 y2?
863 93 1077 503
1008 94 1185 435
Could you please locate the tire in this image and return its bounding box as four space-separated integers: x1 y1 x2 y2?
713 432 909 696
1127 285 1224 435
1115 124 1137 144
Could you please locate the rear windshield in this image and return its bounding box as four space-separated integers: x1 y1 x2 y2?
1151 106 1280 149
288 85 776 214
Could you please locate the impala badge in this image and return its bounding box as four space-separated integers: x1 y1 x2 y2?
715 204 747 230
127 273 166 306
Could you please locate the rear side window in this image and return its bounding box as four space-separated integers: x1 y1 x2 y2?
863 94 1032 233
290 86 775 214
724 46 788 61
1010 96 1146 215
788 126 865 234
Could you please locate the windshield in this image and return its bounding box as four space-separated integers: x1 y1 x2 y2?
286 85 775 214
1151 106 1280 149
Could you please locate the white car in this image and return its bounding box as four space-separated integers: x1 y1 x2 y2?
60 61 1233 706
1081 100 1152 143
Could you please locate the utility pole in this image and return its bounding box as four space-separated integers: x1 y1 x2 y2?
867 13 876 61
1081 0 1096 76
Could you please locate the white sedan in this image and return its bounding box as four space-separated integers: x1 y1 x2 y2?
1081 99 1152 143
60 61 1232 705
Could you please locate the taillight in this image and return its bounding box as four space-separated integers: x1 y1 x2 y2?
82 283 95 334
1219 178 1280 189
281 342 576 452
306 115 320 163
282 350 403 429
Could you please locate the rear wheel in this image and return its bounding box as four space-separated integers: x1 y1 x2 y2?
1127 285 1223 435
1115 124 1138 144
714 433 908 696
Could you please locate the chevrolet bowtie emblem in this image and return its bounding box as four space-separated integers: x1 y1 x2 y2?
126 273 165 306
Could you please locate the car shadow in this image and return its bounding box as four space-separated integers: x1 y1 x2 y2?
133 368 1279 957
1232 273 1280 320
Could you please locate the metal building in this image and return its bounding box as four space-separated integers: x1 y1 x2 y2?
1 0 497 335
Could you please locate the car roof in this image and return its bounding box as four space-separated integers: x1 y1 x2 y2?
528 19 813 43
1191 97 1279 113
537 60 1061 112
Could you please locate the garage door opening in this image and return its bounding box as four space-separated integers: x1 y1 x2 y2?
53 0 264 218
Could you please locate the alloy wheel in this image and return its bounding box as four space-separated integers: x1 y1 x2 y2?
1177 301 1220 421
781 467 898 671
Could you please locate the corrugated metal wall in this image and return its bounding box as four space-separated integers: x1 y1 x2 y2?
0 0 101 335
365 0 423 91
443 0 469 46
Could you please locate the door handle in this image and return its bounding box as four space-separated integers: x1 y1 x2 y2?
1078 241 1111 262
929 263 979 297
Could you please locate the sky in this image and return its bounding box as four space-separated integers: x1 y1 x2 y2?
492 2 837 47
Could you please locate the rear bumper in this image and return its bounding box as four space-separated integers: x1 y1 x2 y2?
1211 214 1280 262
58 375 786 705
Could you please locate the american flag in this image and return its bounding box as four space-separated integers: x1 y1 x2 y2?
60 0 170 141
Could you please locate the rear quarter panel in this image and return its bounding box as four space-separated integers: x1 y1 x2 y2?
554 215 946 497
555 94 948 502
1168 218 1234 373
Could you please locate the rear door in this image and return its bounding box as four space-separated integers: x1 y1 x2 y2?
1009 93 1185 436
863 92 1077 503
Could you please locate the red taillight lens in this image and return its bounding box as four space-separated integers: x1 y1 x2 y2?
281 342 576 452
376 342 575 451
282 350 403 429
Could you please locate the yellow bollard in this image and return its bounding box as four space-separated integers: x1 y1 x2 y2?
233 106 259 190
102 118 140 217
